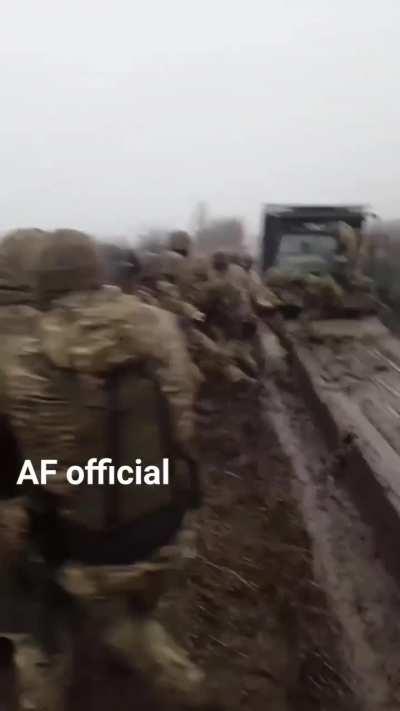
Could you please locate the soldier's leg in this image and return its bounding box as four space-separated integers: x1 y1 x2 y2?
103 598 209 709
0 636 18 711
189 328 247 384
14 581 76 711
14 636 73 711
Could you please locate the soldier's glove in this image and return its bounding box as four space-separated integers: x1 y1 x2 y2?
191 309 206 323
0 498 29 566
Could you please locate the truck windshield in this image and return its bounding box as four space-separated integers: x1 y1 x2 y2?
279 233 337 259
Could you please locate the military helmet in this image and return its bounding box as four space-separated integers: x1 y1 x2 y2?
0 228 49 306
168 231 191 255
229 252 242 266
240 253 253 271
37 229 102 304
212 250 229 272
116 246 141 291
191 255 209 280
160 250 184 282
139 251 163 283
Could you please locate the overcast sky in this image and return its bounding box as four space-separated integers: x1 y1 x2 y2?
1 1 399 238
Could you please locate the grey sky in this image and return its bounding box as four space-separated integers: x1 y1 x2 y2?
1 1 399 238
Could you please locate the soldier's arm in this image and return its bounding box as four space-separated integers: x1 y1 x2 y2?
152 310 197 453
0 399 30 564
126 301 197 452
127 303 201 507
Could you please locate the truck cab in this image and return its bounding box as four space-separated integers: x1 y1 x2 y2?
261 204 368 276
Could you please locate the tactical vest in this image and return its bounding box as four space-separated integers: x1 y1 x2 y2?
0 414 24 499
22 361 196 567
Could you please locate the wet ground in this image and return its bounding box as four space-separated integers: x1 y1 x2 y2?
262 365 400 711
156 377 358 711
2 363 400 709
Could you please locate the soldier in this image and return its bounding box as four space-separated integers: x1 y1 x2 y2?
156 252 253 386
98 242 121 285
302 272 345 317
111 245 141 294
228 259 251 300
0 229 52 707
204 252 259 377
0 228 50 503
0 229 213 710
168 230 192 258
337 221 359 266
0 228 50 538
98 242 131 292
135 251 165 307
167 231 198 304
185 327 256 385
157 251 204 322
179 255 211 312
135 249 252 386
335 221 374 290
238 253 281 313
207 250 243 333
0 228 48 338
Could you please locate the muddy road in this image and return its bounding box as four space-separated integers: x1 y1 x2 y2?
264 369 400 711
2 363 400 709
163 380 358 711
166 356 400 710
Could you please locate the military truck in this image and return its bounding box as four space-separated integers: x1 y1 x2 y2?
261 203 368 275
259 204 400 583
260 203 380 318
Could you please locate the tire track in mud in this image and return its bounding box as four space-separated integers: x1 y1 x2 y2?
263 370 400 710
2 369 399 710
163 383 360 711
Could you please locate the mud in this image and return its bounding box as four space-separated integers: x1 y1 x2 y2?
158 381 358 711
2 370 399 709
280 321 400 582
263 368 400 711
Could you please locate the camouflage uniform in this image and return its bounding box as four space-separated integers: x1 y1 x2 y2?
178 255 211 312
0 229 49 552
186 260 256 383
0 230 51 709
166 232 200 303
238 255 281 313
0 228 48 340
201 253 259 377
337 221 359 266
301 273 345 317
185 326 255 385
224 256 256 312
135 251 164 307
168 231 192 258
1 230 209 710
205 252 246 336
136 250 205 386
102 244 141 294
140 251 251 386
335 222 375 290
157 251 205 323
